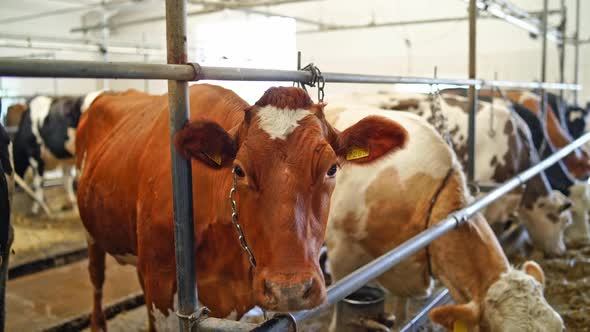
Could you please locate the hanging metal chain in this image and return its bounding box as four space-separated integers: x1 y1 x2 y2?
300 63 326 103
428 72 452 146
229 168 257 269
489 87 497 138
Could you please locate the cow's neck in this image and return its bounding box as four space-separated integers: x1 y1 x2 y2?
193 169 256 317
428 171 509 306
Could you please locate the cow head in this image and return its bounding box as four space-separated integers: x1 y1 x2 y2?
175 87 407 311
519 190 572 256
430 261 563 332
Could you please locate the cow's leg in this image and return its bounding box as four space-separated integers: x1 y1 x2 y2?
88 241 107 331
29 157 44 215
141 268 177 332
63 165 76 210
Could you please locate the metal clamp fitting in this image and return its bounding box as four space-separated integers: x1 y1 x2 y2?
176 306 211 330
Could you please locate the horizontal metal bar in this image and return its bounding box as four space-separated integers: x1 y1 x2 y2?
400 289 452 332
0 59 582 91
272 132 590 328
198 317 257 332
0 59 196 80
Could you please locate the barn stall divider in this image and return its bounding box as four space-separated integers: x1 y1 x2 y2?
0 0 585 331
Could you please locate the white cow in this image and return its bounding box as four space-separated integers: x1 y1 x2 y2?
325 106 563 331
336 91 572 255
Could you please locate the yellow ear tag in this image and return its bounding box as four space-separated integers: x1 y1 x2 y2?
204 152 222 166
346 147 370 161
453 320 468 332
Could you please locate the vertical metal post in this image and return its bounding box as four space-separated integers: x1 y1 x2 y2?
573 0 580 104
101 10 110 90
467 0 477 183
558 0 566 100
165 0 197 331
143 33 149 93
540 0 549 121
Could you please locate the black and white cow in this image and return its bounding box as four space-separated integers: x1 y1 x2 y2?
546 92 589 140
0 123 13 332
12 91 103 213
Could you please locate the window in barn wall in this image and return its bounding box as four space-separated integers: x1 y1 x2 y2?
193 16 296 104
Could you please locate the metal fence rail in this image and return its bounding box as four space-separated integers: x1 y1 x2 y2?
0 59 582 91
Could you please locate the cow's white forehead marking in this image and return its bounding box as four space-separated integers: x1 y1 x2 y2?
255 105 311 140
81 90 104 113
29 96 53 145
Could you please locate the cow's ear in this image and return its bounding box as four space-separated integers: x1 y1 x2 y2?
429 303 479 330
523 261 545 286
334 115 407 164
174 120 236 169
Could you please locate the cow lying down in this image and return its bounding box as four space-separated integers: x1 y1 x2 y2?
325 107 563 331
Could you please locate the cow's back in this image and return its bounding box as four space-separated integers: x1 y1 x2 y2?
76 84 247 256
325 107 457 296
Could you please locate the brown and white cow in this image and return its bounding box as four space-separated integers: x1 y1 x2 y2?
337 91 572 255
325 107 563 331
485 90 590 179
76 84 407 331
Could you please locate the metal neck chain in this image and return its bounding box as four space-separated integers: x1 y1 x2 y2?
229 168 257 269
428 84 452 146
300 63 326 103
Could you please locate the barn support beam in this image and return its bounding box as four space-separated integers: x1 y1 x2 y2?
540 0 549 124
467 0 477 183
573 0 580 104
0 59 582 91
165 0 198 331
261 131 590 330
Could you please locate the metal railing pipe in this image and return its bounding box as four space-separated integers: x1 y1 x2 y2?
467 0 477 182
272 132 590 329
0 59 196 80
540 0 549 127
573 0 580 104
0 59 583 91
165 0 198 331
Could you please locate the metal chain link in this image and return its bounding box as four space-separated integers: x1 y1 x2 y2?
300 63 325 103
229 168 257 269
428 78 452 146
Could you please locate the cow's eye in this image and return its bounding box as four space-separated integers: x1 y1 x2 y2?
234 165 245 178
326 164 338 178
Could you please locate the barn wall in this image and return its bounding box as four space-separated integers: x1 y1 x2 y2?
0 0 587 105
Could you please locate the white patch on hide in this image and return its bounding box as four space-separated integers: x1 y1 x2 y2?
225 310 238 320
483 268 564 332
255 106 310 140
519 191 570 256
65 128 76 156
29 96 53 145
152 292 179 332
81 90 104 113
569 110 583 122
565 182 590 245
113 253 138 266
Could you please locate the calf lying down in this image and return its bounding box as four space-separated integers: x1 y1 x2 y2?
325 107 563 331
